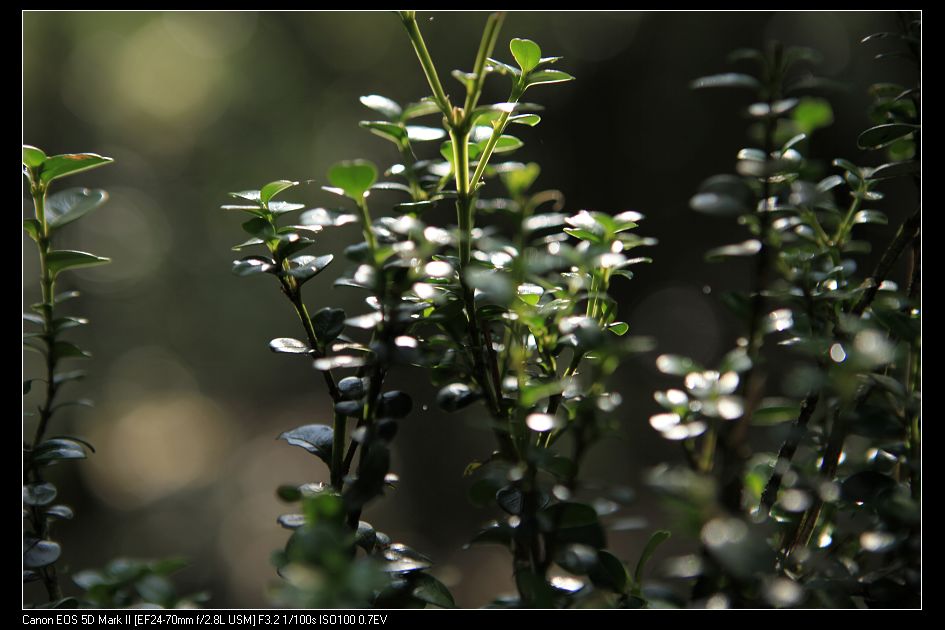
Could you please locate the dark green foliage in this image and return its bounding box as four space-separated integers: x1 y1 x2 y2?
221 11 664 609
23 145 112 606
73 558 208 609
395 11 659 608
647 15 920 608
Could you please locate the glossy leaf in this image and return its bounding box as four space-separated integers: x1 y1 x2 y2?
328 160 377 199
23 219 41 242
40 153 113 184
260 180 298 206
525 70 575 87
32 438 88 464
269 338 311 355
869 161 919 180
411 574 456 609
278 424 334 464
588 550 630 593
311 307 346 342
24 538 61 569
299 207 358 227
857 123 919 149
706 240 762 261
360 94 402 120
47 250 110 277
232 256 275 277
510 38 541 74
23 482 57 506
23 145 46 168
287 254 334 284
45 188 108 228
361 121 407 144
437 383 480 412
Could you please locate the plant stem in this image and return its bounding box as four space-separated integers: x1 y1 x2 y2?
470 106 514 188
356 196 378 260
330 411 346 490
284 286 341 403
759 391 821 512
464 12 506 115
716 84 778 513
832 184 865 248
851 208 920 316
451 128 473 267
27 184 64 603
400 12 452 119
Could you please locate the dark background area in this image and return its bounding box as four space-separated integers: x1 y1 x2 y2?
23 11 918 608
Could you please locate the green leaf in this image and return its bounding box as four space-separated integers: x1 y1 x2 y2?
588 550 630 593
32 438 89 464
792 97 833 134
278 424 334 464
869 161 919 181
360 94 402 120
690 174 754 216
857 123 919 150
655 354 700 376
23 482 57 506
411 573 456 609
632 530 671 594
510 38 542 74
24 538 61 569
509 113 541 126
482 135 523 154
402 99 440 120
46 250 110 278
853 210 888 226
328 160 377 199
40 153 114 185
241 217 276 239
46 505 74 521
260 180 298 206
311 307 346 343
299 207 358 227
440 139 483 163
232 256 275 277
268 201 305 215
229 189 262 203
485 57 521 77
46 188 109 228
23 145 47 169
52 341 91 360
360 121 407 144
706 239 762 262
752 399 801 425
525 70 575 87
53 370 87 385
405 125 446 142
608 322 629 336
287 254 334 284
499 162 540 197
23 219 41 242
691 73 761 90
437 382 480 412
269 338 311 354
277 513 305 530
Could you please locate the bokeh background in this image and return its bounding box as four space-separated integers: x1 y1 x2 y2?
23 11 918 608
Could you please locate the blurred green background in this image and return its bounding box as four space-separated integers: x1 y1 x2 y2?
23 11 917 608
